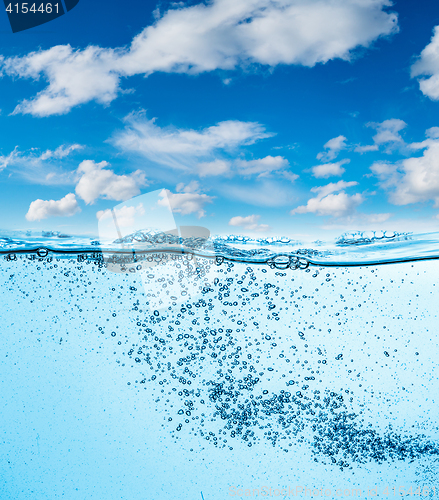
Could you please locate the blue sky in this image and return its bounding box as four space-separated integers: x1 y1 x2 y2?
1 0 439 239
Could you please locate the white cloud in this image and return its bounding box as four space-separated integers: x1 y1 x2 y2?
291 180 363 216
407 127 439 151
113 112 272 170
311 179 358 197
197 155 297 180
311 158 350 178
1 0 398 116
292 191 363 217
40 144 84 161
354 118 407 153
158 182 213 218
369 161 398 189
3 45 123 116
197 159 231 177
235 155 288 177
25 193 80 221
279 170 299 182
228 214 270 232
316 135 347 161
354 144 379 153
426 126 439 139
370 137 439 207
113 116 299 184
369 118 406 145
0 143 84 184
411 26 439 100
176 180 201 194
0 146 19 171
75 160 148 204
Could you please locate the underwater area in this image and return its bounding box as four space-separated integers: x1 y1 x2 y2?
1 230 439 499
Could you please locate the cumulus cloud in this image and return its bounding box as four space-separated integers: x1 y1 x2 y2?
158 182 213 218
411 26 439 100
370 135 439 207
25 193 80 221
426 126 439 139
291 180 363 217
113 112 272 170
369 119 406 145
355 118 406 153
3 45 124 116
311 158 350 178
75 160 148 204
228 214 270 232
1 0 398 116
316 135 347 161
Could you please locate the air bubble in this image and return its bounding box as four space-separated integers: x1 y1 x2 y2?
36 248 49 258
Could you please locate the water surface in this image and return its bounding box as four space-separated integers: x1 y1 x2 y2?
1 230 438 499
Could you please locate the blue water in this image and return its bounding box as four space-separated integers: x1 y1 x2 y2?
1 230 439 499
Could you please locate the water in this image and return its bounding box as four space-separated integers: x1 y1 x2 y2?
1 230 439 499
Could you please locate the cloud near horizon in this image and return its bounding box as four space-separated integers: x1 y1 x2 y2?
228 214 270 232
291 180 363 217
25 193 81 221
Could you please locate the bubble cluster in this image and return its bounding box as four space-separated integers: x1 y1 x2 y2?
2 249 439 472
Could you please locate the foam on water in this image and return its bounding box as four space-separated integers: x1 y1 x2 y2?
1 230 439 499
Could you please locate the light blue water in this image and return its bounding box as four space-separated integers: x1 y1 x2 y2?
1 231 439 499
